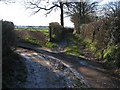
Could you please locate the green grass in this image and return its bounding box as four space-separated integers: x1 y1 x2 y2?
17 29 58 49
101 45 118 68
44 42 53 48
78 35 120 68
15 28 35 31
16 28 49 47
15 28 49 32
66 34 97 57
65 34 83 56
23 35 58 49
103 45 118 59
44 42 58 48
40 29 49 37
84 39 97 52
65 45 82 56
24 36 42 46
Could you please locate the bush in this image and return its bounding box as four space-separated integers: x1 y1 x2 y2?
80 38 97 52
2 21 28 88
103 45 117 60
2 21 16 56
49 22 63 42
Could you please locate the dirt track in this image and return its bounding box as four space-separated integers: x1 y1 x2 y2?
16 42 120 88
16 47 88 88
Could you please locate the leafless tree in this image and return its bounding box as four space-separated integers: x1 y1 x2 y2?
25 0 74 27
67 1 98 33
101 1 120 20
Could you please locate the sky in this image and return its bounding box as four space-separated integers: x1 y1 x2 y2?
0 0 74 27
0 0 117 27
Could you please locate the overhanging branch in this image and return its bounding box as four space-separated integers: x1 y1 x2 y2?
26 1 60 15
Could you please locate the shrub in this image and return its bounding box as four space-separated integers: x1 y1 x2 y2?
49 22 63 42
103 45 117 60
81 38 97 52
2 21 16 56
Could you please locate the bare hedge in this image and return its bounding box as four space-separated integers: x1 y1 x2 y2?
2 21 16 56
49 22 74 42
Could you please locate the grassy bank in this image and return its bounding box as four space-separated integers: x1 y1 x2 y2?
16 29 59 49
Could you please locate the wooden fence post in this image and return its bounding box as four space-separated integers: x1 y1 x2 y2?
49 25 52 42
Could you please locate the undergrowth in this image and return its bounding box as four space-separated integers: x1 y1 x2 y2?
78 35 119 69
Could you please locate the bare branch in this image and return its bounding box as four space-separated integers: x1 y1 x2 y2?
26 1 60 10
24 0 74 26
44 8 53 16
25 1 61 15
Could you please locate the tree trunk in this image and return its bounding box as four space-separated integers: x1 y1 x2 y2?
49 25 52 42
60 2 64 27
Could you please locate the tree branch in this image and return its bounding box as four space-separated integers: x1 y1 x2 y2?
27 2 60 10
25 1 61 15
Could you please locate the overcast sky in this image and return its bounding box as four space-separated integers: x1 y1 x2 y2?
0 0 116 27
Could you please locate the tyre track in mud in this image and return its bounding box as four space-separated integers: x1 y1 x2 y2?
16 42 120 88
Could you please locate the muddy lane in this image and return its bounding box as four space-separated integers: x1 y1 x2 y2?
15 48 88 88
16 43 120 88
